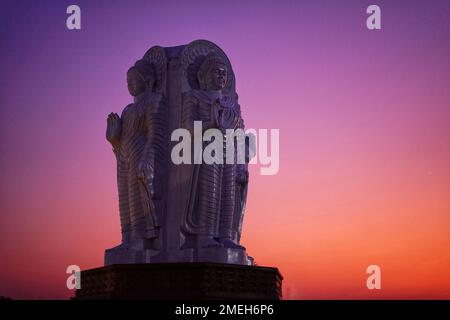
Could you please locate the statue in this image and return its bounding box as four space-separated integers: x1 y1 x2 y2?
104 40 251 265
180 52 249 251
75 40 285 301
105 48 168 264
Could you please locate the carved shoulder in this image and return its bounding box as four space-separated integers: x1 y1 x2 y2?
121 103 134 118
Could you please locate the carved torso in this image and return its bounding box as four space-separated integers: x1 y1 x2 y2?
119 93 162 162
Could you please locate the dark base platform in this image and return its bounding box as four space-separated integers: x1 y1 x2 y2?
74 263 282 300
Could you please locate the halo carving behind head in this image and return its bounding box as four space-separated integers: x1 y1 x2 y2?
180 40 235 94
143 46 167 94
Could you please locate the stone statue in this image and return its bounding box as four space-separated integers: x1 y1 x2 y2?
105 47 168 264
104 40 251 265
180 52 249 252
75 40 285 302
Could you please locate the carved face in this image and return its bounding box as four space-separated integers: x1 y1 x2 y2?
127 69 146 97
206 65 227 90
127 68 155 97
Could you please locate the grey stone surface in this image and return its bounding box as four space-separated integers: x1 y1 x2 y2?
105 40 251 265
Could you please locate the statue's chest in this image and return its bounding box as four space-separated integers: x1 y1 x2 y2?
198 98 239 129
122 104 145 136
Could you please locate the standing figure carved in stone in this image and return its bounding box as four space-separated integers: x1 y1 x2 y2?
106 58 167 253
181 52 249 250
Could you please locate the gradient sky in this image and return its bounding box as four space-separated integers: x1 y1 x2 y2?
0 0 449 299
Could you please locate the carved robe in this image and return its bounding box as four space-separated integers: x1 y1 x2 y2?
116 92 166 240
181 90 248 242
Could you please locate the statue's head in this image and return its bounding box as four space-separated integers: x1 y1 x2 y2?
197 53 227 91
127 59 156 97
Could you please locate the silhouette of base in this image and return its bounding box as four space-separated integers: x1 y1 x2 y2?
74 262 282 300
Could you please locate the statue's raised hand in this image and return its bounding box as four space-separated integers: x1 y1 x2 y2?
106 112 122 150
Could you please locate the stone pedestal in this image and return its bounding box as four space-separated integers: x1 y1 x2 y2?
74 263 283 300
105 245 250 265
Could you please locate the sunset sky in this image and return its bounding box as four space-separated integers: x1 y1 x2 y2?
0 0 449 299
